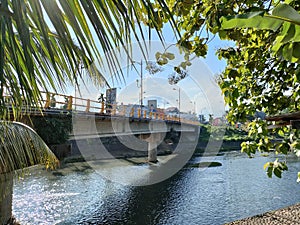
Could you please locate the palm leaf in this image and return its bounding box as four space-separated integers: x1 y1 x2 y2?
0 121 59 174
0 0 177 119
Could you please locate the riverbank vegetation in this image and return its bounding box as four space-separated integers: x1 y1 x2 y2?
199 125 251 143
31 116 72 146
195 125 252 154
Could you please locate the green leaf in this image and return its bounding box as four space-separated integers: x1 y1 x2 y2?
272 3 300 25
232 89 239 98
279 142 289 155
220 4 300 35
220 11 283 31
157 57 168 65
164 52 175 60
0 121 58 173
267 166 273 178
282 42 293 61
274 167 282 178
218 30 227 39
280 23 295 44
179 61 187 69
292 43 300 58
155 52 162 60
293 25 300 42
278 129 285 137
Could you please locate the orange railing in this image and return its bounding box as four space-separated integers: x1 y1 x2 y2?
38 91 198 125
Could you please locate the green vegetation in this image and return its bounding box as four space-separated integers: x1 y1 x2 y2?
196 125 252 154
199 125 251 142
31 116 72 146
1 0 300 194
0 2 172 223
0 0 175 120
0 122 58 174
144 1 300 180
0 1 170 175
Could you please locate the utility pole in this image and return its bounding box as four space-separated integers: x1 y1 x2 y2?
173 87 181 122
135 60 144 110
179 87 181 121
140 60 143 110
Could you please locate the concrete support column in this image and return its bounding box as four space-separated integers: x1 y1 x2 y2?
147 133 160 163
0 173 13 225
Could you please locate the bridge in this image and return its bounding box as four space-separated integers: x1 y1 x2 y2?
12 91 200 163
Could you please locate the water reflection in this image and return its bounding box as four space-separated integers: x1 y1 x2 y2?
12 152 300 225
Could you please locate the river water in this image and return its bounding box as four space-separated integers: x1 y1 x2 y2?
12 152 300 225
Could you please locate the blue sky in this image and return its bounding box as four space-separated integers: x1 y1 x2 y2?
91 25 234 117
54 13 235 117
78 35 232 117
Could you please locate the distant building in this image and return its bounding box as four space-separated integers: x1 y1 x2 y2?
180 112 198 121
165 107 179 115
156 108 165 115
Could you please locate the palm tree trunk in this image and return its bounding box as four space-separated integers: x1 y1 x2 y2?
0 173 13 225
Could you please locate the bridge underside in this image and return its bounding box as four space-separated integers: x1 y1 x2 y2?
19 111 200 162
70 114 199 162
70 133 175 161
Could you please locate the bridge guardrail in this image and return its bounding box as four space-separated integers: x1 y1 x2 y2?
11 91 199 125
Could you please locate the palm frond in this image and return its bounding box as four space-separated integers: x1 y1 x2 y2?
0 121 59 174
0 0 177 120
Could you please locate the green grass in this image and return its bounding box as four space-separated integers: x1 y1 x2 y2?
198 124 252 142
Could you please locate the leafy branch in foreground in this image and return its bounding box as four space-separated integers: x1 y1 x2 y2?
217 2 300 180
0 121 58 174
145 1 300 180
220 3 300 63
1 0 178 120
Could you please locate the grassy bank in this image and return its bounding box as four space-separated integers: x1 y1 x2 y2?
195 125 252 154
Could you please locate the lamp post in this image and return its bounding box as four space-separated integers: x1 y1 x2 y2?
200 107 207 123
134 60 143 111
132 60 161 118
173 87 181 122
190 101 196 114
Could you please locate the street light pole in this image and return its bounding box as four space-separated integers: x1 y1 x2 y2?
134 60 143 111
173 87 181 122
179 87 181 122
190 101 196 114
140 60 143 109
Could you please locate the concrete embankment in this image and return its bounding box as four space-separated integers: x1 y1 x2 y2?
225 203 300 224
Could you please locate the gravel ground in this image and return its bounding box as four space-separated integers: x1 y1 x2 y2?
225 203 300 225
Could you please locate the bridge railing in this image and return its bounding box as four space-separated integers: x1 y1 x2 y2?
38 91 199 125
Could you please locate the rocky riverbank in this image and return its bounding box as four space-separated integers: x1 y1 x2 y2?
225 203 300 224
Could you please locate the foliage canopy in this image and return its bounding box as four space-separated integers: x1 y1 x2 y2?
145 0 300 180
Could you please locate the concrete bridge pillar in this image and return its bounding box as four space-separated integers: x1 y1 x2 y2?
147 133 161 163
0 173 13 225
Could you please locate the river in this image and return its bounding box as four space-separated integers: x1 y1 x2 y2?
12 151 300 225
